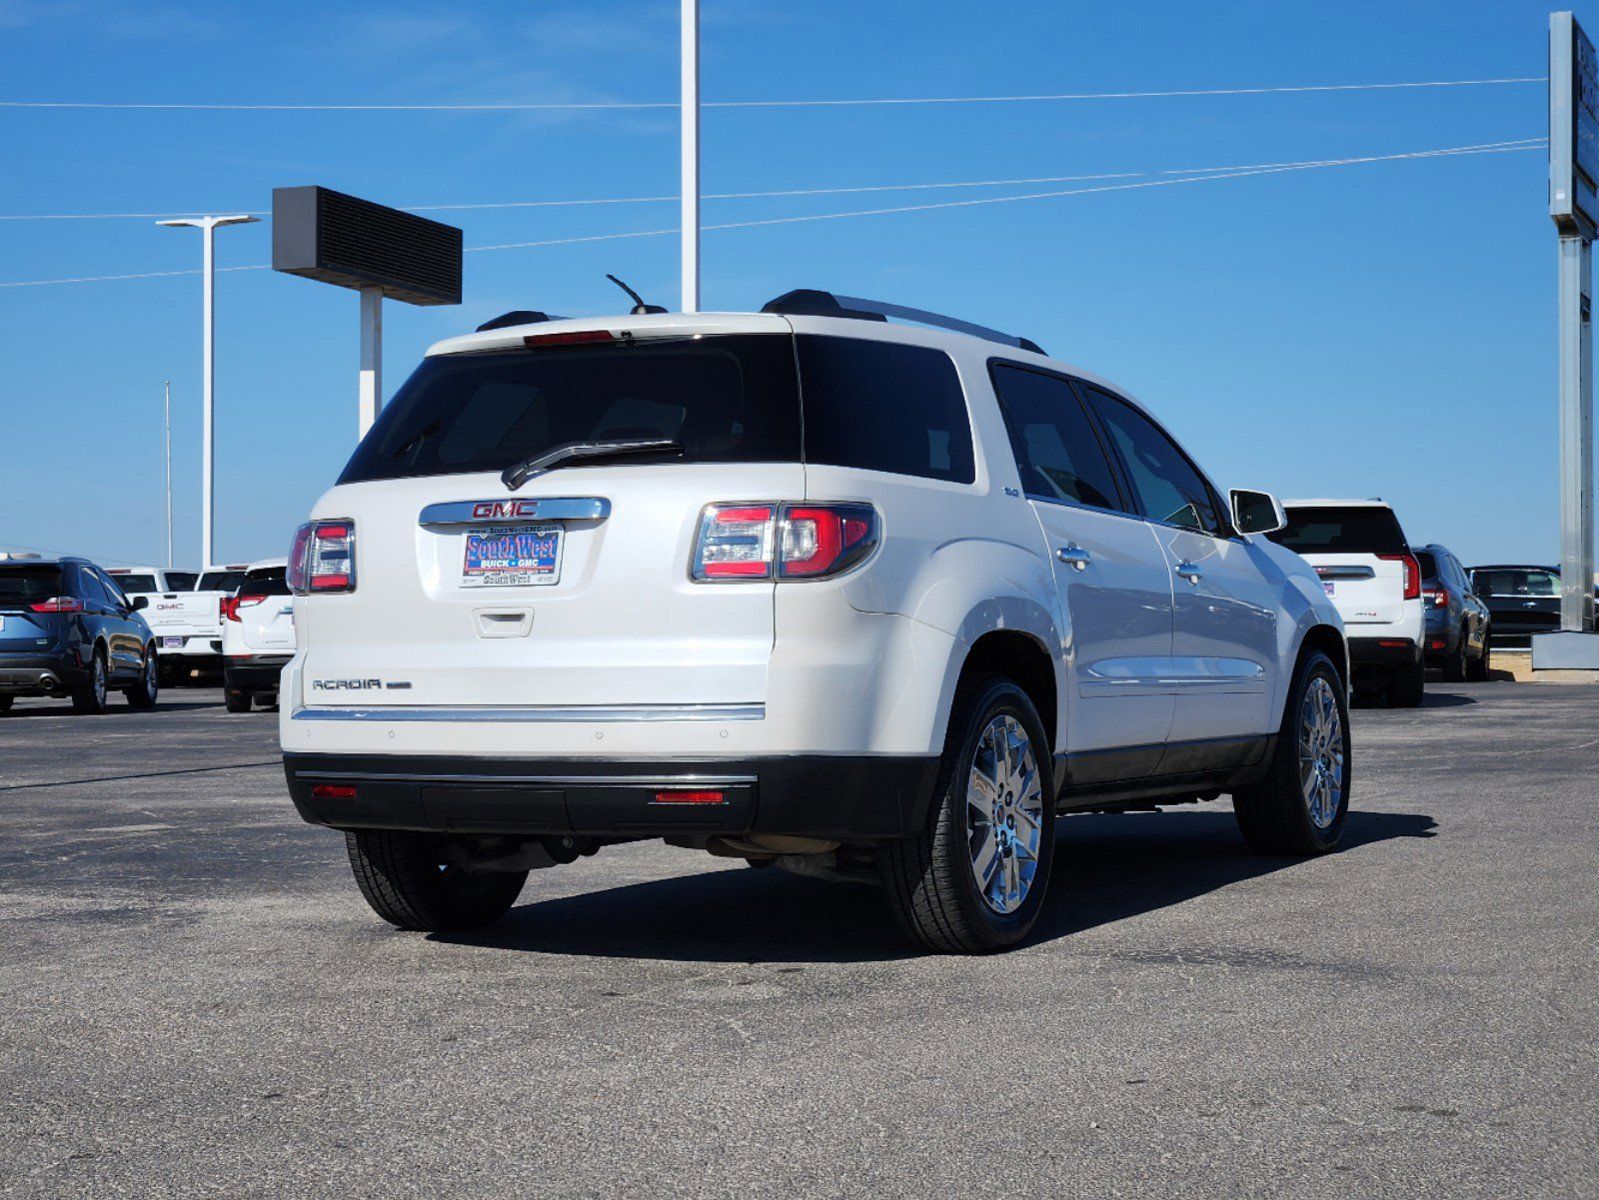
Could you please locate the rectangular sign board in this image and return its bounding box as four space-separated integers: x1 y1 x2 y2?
272 186 462 305
1551 11 1599 235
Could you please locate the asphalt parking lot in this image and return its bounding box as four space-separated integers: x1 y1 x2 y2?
2 681 1596 1198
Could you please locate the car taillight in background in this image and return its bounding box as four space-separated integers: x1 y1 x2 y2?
288 520 356 595
691 502 880 582
222 594 269 622
1379 552 1422 601
28 597 83 613
1423 589 1449 608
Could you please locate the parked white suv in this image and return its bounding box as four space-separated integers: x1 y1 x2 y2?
1268 500 1425 706
221 558 294 712
280 292 1350 953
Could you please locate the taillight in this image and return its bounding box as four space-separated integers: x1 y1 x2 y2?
29 597 82 613
1423 589 1448 608
288 519 356 595
691 502 880 582
1380 552 1422 601
220 596 241 623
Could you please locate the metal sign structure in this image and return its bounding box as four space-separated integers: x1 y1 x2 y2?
272 186 463 437
1541 13 1599 666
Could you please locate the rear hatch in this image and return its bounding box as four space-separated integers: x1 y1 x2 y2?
140 592 222 642
0 564 65 651
1269 504 1413 625
299 318 804 709
231 566 296 655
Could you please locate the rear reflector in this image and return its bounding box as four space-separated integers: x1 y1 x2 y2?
1379 639 1410 649
652 790 727 805
1430 639 1446 650
310 784 357 800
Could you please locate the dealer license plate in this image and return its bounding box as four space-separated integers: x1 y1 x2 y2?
462 525 563 587
163 635 185 649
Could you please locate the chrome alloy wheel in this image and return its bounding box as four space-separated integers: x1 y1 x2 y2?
965 714 1045 914
1299 676 1345 829
91 656 106 706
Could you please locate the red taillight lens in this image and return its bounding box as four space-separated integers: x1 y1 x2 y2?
652 789 726 805
220 596 241 623
29 597 82 613
523 330 616 349
310 784 357 800
1423 589 1448 608
692 502 880 583
1380 552 1422 601
289 519 356 595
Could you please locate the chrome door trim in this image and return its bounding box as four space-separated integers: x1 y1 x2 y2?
291 701 765 723
418 497 612 526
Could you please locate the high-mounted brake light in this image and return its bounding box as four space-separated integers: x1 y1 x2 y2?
523 330 616 350
691 502 880 583
1380 552 1422 601
288 519 357 595
29 597 83 613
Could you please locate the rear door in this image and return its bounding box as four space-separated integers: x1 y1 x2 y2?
1270 506 1411 627
300 324 804 709
989 363 1174 774
234 567 296 655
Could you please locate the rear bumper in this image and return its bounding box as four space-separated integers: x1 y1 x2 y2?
282 752 940 841
150 634 222 657
0 654 80 695
1347 636 1421 667
226 655 291 692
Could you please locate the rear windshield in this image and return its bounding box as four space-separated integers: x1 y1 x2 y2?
1268 506 1408 555
166 571 197 590
241 568 290 597
198 571 246 592
1413 551 1438 582
0 565 62 606
111 573 159 593
339 335 802 485
1473 568 1559 597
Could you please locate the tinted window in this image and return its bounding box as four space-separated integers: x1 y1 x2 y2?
111 573 159 594
98 571 130 608
1083 387 1221 533
241 568 290 597
0 565 62 606
198 571 247 592
1268 507 1408 555
79 569 109 606
990 365 1122 510
1414 551 1439 583
1473 568 1560 597
340 335 801 484
166 572 197 591
798 336 974 484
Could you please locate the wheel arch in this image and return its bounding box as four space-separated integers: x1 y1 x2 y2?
949 629 1059 754
1293 622 1348 692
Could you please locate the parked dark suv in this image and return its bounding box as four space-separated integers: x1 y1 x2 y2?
1467 565 1581 646
0 554 160 713
1414 544 1491 681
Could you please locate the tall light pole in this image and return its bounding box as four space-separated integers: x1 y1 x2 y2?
681 0 700 313
163 380 173 570
156 213 258 569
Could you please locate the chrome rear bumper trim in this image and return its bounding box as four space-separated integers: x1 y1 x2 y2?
291 702 765 724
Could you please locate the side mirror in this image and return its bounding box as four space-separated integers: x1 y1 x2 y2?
131 595 149 611
1230 488 1287 535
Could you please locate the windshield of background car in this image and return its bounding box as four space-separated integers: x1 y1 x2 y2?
198 571 246 592
0 565 62 606
338 335 803 485
1474 568 1560 597
112 573 158 593
242 568 291 597
1267 506 1408 555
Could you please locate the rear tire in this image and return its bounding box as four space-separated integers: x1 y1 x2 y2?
125 651 159 709
71 649 109 714
880 676 1055 954
1466 628 1491 682
1389 662 1424 708
223 688 252 713
0 696 13 713
345 830 527 932
1233 650 1351 855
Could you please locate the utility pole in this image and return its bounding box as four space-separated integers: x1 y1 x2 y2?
359 286 383 437
156 213 259 568
163 380 173 569
681 0 700 313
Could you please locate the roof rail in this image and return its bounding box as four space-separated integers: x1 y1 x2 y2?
762 288 1044 355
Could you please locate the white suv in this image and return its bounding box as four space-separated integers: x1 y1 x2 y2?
1268 500 1425 706
221 558 294 712
280 292 1350 953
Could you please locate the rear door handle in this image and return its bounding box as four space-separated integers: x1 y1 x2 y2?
1057 545 1092 571
1176 561 1204 583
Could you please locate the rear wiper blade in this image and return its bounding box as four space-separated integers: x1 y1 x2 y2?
501 438 683 490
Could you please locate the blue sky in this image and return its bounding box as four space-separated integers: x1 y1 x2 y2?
0 0 1588 569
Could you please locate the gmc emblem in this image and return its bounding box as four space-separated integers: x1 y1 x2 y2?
471 500 539 520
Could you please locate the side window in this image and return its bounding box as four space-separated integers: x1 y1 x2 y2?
797 336 975 483
99 571 130 608
990 364 1123 511
1081 386 1222 535
78 568 109 607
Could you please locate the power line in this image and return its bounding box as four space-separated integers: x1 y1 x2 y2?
0 139 1546 224
0 75 1547 113
0 139 1544 289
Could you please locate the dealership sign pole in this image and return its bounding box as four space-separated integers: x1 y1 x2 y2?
271 187 463 440
681 0 700 314
1541 13 1599 668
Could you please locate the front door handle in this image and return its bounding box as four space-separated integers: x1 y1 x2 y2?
1176 561 1204 584
1057 544 1092 571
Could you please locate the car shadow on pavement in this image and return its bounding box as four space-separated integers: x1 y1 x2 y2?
433 808 1437 965
0 700 220 720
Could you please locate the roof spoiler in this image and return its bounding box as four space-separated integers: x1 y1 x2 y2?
762 289 1044 355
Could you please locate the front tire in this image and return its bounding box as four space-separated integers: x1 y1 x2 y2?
1233 651 1351 855
125 650 159 709
345 830 527 932
71 649 109 714
880 676 1055 954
